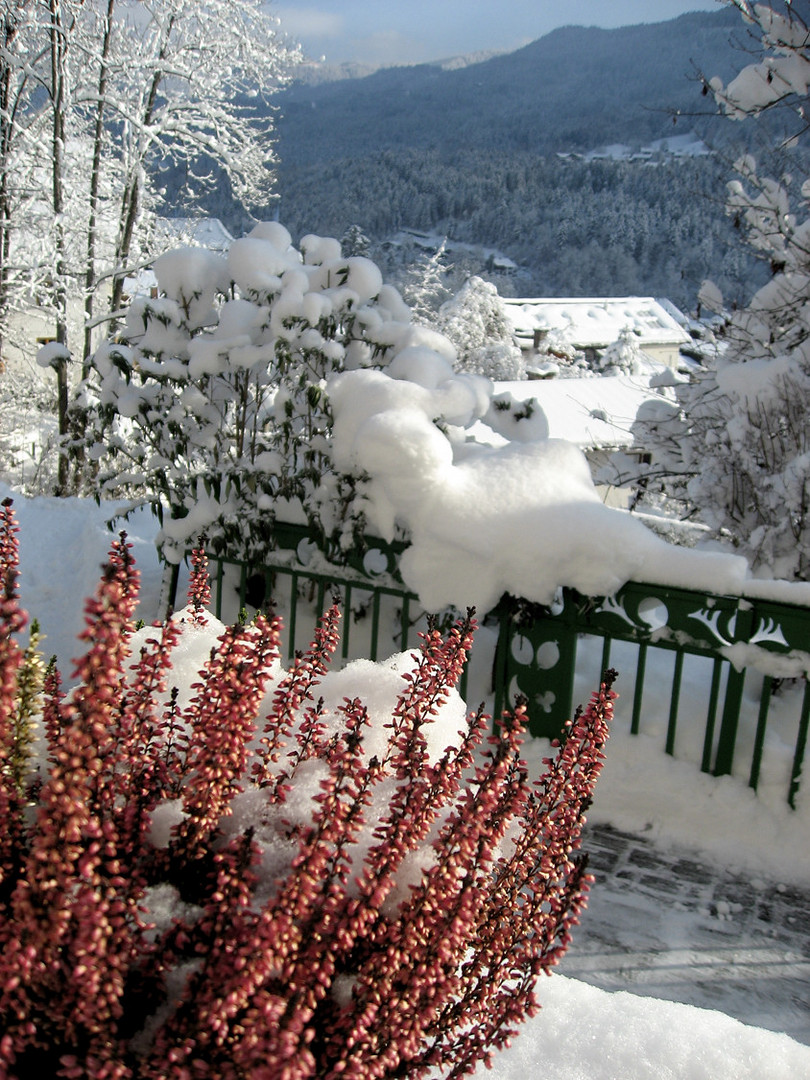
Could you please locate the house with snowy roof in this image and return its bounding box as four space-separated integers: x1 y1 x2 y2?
123 217 234 300
502 296 691 371
153 216 234 253
475 371 680 509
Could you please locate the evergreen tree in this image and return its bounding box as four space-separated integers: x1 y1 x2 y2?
400 240 452 324
437 276 525 380
341 223 371 257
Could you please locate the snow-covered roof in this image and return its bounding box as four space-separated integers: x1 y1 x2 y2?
558 133 711 164
388 229 518 270
155 217 234 252
123 218 235 297
491 374 667 450
502 297 691 350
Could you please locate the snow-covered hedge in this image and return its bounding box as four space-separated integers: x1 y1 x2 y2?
80 223 414 562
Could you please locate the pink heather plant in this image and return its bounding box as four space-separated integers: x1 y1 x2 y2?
0 502 614 1080
187 542 211 627
0 498 28 894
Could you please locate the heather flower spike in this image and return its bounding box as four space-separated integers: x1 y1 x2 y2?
0 505 613 1080
0 498 28 896
188 539 211 625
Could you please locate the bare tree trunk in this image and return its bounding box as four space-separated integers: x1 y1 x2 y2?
48 0 70 493
82 0 115 376
0 3 23 374
48 0 67 351
109 171 140 316
110 44 168 318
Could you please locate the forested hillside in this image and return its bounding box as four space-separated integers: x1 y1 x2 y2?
273 148 757 309
252 7 784 310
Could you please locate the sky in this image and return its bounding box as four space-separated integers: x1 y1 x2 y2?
275 1 722 68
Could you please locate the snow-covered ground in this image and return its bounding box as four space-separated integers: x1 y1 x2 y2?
486 976 809 1080
557 131 712 164
3 479 809 1079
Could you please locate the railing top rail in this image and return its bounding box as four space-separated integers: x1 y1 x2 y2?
627 577 810 615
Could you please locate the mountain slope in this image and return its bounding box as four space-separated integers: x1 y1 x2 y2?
276 9 744 167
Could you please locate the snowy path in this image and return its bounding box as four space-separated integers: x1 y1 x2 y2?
559 824 810 1045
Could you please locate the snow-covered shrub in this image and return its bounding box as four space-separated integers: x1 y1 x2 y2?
636 344 810 577
77 223 420 563
598 327 642 375
73 221 750 613
0 500 613 1079
484 391 550 442
459 341 527 381
631 3 810 579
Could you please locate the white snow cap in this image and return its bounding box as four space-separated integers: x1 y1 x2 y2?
329 365 749 613
153 247 227 331
36 341 71 369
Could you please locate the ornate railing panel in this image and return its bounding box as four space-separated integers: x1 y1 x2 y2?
493 582 810 808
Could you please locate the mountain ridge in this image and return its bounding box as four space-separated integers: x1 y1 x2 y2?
225 8 779 309
276 8 745 166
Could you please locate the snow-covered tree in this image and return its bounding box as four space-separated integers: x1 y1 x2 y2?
0 0 300 372
400 240 452 324
340 223 371 257
631 1 810 579
598 326 643 375
437 275 525 380
0 1 44 368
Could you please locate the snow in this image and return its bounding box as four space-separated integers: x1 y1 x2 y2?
3 479 810 1077
484 975 810 1080
328 365 751 612
152 247 226 329
0 482 164 673
502 296 690 352
715 351 800 404
722 53 810 116
34 340 71 369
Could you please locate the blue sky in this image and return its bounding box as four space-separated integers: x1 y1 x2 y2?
275 1 722 67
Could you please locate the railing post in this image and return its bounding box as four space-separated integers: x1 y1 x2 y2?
492 601 512 723
713 602 755 778
789 683 810 810
495 593 578 739
158 561 180 621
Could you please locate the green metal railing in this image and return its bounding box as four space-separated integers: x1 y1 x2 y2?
169 525 810 807
492 583 810 809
